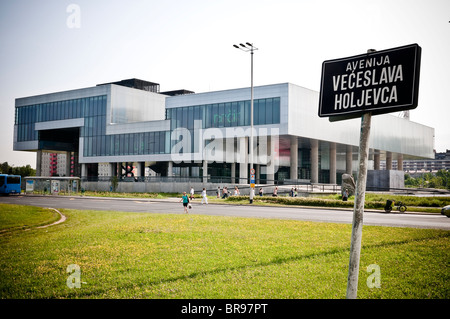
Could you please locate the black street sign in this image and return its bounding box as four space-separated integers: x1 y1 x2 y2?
318 44 421 121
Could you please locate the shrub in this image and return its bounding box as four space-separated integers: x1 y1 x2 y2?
226 194 450 210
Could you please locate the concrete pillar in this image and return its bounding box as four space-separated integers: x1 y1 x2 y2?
346 145 353 175
231 163 236 184
329 142 336 184
255 164 260 184
81 163 87 178
290 136 298 180
239 137 248 184
374 150 381 170
136 162 144 178
36 150 42 176
202 160 208 183
397 154 403 171
167 161 173 177
310 139 319 184
266 136 275 184
109 163 115 177
386 151 392 170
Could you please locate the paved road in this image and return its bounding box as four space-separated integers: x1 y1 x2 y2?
1 194 449 230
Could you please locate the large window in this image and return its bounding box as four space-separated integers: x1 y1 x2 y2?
15 95 107 143
16 95 170 157
166 97 280 131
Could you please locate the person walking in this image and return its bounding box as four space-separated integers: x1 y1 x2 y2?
180 191 190 213
342 189 349 201
222 187 228 199
201 187 208 205
234 186 240 196
190 187 195 201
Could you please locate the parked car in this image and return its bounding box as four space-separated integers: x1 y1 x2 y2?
441 205 450 218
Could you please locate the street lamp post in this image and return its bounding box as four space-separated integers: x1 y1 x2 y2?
233 42 258 203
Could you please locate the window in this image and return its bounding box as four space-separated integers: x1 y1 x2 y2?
205 104 212 128
258 99 265 125
160 131 165 154
149 132 155 154
92 136 97 156
177 108 182 129
194 105 200 123
154 132 160 154
224 102 231 127
212 104 218 127
244 100 251 126
165 131 170 154
265 98 273 124
273 97 280 124
114 135 120 155
139 133 144 155
64 100 70 119
231 102 238 126
181 107 187 128
119 134 125 155
218 103 225 128
188 106 194 130
169 108 175 130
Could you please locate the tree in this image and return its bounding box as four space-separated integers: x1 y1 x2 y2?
404 170 450 190
0 162 36 177
0 162 10 174
436 169 450 190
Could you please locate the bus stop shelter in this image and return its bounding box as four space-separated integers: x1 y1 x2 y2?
24 176 80 195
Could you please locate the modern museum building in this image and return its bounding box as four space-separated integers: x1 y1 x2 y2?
14 79 435 191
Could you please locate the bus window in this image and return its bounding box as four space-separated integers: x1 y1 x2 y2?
7 176 21 184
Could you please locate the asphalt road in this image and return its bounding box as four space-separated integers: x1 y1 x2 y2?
1 194 449 230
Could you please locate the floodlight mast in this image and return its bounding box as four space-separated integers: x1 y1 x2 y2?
233 42 258 203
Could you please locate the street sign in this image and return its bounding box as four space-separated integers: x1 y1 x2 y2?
318 44 421 121
317 44 422 299
250 173 255 188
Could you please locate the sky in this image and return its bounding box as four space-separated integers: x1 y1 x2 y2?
1 0 449 168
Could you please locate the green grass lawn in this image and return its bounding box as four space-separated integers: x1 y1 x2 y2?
0 204 448 299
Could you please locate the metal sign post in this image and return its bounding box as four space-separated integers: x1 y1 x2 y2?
346 110 372 299
345 48 376 299
250 168 256 203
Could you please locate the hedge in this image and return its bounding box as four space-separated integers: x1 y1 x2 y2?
225 195 386 209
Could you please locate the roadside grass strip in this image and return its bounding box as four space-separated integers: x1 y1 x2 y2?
0 204 448 299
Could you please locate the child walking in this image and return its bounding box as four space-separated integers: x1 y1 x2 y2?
180 191 190 213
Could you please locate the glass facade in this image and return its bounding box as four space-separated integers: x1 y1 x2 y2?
166 97 280 153
15 96 280 158
15 96 107 143
166 97 280 130
15 95 170 157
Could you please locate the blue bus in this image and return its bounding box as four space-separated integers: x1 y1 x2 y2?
0 174 22 195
